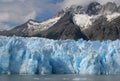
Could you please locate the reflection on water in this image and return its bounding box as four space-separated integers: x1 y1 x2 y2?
0 75 120 81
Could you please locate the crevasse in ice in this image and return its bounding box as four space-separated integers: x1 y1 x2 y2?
0 36 120 75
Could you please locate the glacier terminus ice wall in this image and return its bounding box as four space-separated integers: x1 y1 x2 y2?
0 36 120 75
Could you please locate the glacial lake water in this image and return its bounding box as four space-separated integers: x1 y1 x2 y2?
0 75 120 81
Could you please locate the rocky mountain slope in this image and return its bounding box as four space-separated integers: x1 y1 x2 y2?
0 2 120 41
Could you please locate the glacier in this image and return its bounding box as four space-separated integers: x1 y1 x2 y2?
0 36 120 75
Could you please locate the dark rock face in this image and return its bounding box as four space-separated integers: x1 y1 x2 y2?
84 16 120 41
40 12 88 40
9 22 29 37
86 2 102 15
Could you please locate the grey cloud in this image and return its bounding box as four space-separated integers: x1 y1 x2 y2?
0 0 61 30
0 0 40 23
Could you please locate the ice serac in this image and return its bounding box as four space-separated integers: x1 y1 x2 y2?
0 36 120 75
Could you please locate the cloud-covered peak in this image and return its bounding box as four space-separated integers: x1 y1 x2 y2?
0 0 120 30
60 0 120 9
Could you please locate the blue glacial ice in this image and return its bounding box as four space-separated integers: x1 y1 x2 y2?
0 36 120 75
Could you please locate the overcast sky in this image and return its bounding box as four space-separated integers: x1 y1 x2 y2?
0 0 120 30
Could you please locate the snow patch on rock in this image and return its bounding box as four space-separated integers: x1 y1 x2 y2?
106 13 120 21
27 16 61 31
73 14 99 30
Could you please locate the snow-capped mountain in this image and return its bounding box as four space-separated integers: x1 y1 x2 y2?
0 2 120 40
0 16 61 37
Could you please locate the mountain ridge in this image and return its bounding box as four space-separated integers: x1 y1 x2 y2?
0 2 120 41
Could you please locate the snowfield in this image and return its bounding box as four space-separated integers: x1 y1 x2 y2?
73 13 120 30
106 13 120 21
0 36 120 75
73 14 93 30
27 16 61 31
